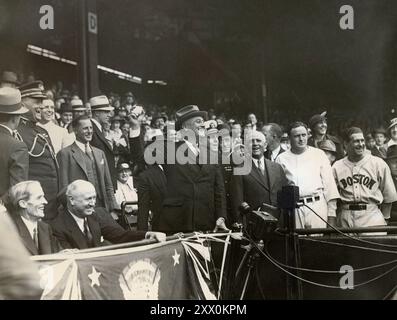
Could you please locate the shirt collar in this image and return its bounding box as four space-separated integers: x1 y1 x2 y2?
75 140 91 153
69 210 86 233
271 145 281 159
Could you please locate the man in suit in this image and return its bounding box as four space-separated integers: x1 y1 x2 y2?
57 115 118 214
371 127 387 160
230 130 288 224
155 105 228 233
51 180 165 249
5 181 61 255
18 81 59 221
137 164 167 231
262 123 285 162
0 87 29 197
89 95 118 189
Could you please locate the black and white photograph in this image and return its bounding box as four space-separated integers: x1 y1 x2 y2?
0 0 397 304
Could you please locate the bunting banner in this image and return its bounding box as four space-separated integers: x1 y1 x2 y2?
31 233 234 300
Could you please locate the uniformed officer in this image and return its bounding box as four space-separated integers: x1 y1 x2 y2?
18 80 59 221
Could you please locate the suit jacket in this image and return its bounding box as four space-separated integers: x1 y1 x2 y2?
57 142 117 211
9 213 61 255
137 165 167 231
50 207 147 249
158 141 227 233
264 146 285 162
230 157 288 224
0 127 29 197
371 145 387 160
91 120 117 189
18 119 59 220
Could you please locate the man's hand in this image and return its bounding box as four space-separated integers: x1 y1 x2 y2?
145 231 166 242
127 116 141 131
213 217 229 232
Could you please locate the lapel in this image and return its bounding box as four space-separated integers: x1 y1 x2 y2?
71 143 88 175
92 147 104 176
87 214 102 247
250 159 270 191
63 210 90 249
37 221 51 254
92 121 113 152
12 214 38 255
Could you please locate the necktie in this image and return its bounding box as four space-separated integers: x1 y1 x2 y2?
33 227 39 249
83 218 94 247
257 159 265 176
85 144 95 162
13 130 23 142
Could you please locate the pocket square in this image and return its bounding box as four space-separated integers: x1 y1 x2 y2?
100 158 104 165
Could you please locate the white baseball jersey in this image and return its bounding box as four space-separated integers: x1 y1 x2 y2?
332 154 397 205
276 146 340 201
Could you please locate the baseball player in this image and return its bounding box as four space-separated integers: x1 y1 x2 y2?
276 121 340 229
332 127 397 230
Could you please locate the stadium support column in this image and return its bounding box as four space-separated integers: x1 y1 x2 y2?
77 0 100 102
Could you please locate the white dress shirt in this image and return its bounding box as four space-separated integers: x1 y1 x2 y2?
271 145 282 161
69 211 86 233
37 121 74 154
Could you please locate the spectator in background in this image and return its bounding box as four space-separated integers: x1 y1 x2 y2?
280 133 291 151
318 139 338 165
123 92 136 114
247 113 258 131
262 123 285 162
36 99 73 154
58 102 73 129
308 111 344 159
387 118 397 148
0 87 29 197
371 127 387 159
71 99 86 119
365 133 376 151
0 70 19 88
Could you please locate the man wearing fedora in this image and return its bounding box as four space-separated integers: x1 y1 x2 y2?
0 71 19 89
18 80 59 221
371 127 387 160
156 105 228 233
0 87 29 197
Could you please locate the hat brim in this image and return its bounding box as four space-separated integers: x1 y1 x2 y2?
388 123 397 130
0 105 29 115
72 107 86 111
21 93 47 99
91 106 114 112
175 111 208 130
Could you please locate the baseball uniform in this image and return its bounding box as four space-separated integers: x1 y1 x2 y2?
332 154 397 230
277 146 340 229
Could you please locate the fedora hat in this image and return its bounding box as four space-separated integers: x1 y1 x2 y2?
89 95 114 112
1 71 19 85
175 105 207 130
0 87 28 114
388 118 397 130
19 80 46 99
60 102 73 114
70 99 86 111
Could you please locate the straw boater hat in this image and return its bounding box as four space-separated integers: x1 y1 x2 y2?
0 87 29 114
18 80 47 99
89 95 114 112
388 118 397 130
70 99 86 111
175 105 207 130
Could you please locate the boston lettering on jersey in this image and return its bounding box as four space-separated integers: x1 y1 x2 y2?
340 174 376 190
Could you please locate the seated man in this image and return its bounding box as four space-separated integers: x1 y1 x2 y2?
51 180 165 249
5 181 62 255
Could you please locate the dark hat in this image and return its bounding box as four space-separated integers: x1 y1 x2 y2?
150 114 167 127
89 95 114 112
318 139 337 154
387 145 397 160
175 105 207 130
111 115 124 122
0 87 28 114
117 162 130 171
19 80 46 99
1 71 19 85
372 127 387 136
60 102 73 114
309 111 327 129
125 91 134 98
